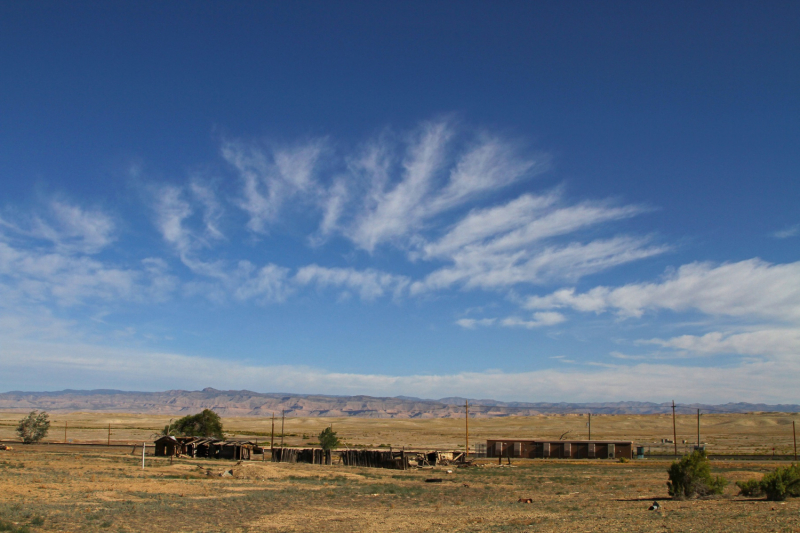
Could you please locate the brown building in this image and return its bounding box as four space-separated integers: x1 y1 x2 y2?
154 436 195 456
486 439 633 460
153 436 257 460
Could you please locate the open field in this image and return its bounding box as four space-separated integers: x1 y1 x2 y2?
1 411 798 456
0 444 799 532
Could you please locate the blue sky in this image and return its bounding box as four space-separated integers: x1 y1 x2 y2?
1 1 798 402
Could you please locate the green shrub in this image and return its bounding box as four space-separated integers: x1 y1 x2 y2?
736 464 800 501
735 479 764 497
0 520 31 533
760 464 800 501
318 427 340 451
666 449 727 499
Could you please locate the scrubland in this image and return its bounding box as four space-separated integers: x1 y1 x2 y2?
0 412 798 532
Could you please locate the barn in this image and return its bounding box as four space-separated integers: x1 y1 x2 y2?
486 439 633 460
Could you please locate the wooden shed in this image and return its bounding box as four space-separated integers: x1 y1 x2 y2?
211 440 255 461
154 436 180 456
486 439 633 460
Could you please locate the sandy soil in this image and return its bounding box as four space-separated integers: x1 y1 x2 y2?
0 444 798 532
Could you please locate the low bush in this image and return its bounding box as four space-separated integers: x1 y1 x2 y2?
735 479 764 497
761 464 800 501
736 464 800 501
666 449 726 499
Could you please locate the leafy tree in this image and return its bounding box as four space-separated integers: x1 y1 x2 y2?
17 410 51 444
737 464 800 501
173 409 223 439
666 449 726 499
318 427 340 451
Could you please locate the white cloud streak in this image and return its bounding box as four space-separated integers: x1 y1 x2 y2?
295 265 410 301
773 224 799 239
0 201 116 255
0 239 176 307
223 139 326 234
525 259 800 323
641 328 800 358
413 236 668 293
501 312 567 329
456 312 566 329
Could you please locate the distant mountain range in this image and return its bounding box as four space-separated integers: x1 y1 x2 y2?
0 389 797 417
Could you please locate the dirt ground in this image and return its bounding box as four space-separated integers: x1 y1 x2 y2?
0 443 798 532
1 412 798 531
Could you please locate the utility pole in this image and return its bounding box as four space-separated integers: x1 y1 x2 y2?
107 423 111 446
793 420 797 461
588 412 592 441
64 421 68 443
281 409 285 448
465 400 469 460
672 401 678 457
142 442 146 469
697 409 701 449
271 412 275 454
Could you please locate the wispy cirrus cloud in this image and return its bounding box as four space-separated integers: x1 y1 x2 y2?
0 201 175 307
773 224 799 239
501 312 567 329
153 183 226 261
276 120 549 253
192 120 661 307
524 259 800 323
457 311 566 329
0 239 176 307
223 138 327 234
0 201 116 255
295 265 410 301
413 236 667 293
640 328 800 358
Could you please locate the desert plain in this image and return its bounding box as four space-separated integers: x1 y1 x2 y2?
0 411 798 532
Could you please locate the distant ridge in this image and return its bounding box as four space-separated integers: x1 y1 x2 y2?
0 389 797 418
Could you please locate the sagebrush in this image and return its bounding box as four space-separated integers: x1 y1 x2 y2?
737 464 800 501
666 449 726 499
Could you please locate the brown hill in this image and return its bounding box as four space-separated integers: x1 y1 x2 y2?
0 389 797 417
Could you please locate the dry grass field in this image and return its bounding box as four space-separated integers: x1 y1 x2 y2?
1 410 798 455
0 412 798 532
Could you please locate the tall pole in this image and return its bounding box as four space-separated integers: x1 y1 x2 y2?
64 421 68 443
697 409 701 449
107 423 111 446
271 412 275 453
465 400 469 460
281 409 285 447
793 420 797 461
672 401 678 457
588 413 591 441
142 442 146 469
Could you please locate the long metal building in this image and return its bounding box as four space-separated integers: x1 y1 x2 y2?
486 439 633 460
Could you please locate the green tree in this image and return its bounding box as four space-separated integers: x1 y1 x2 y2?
318 427 340 451
667 449 726 499
17 410 51 444
173 409 223 439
